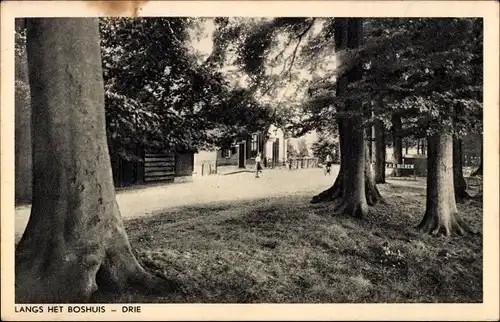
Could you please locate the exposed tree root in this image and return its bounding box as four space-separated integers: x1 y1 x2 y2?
333 198 368 218
16 248 182 303
311 171 385 206
16 206 182 303
311 175 342 204
417 211 475 236
93 266 181 302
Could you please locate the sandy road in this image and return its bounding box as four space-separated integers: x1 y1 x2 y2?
14 167 338 237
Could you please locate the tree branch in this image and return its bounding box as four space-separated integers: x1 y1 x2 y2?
165 20 184 46
282 18 316 81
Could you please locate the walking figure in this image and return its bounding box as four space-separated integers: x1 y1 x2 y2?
255 153 263 178
324 154 333 175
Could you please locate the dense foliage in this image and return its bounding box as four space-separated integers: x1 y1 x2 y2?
348 18 483 138
296 138 310 157
17 17 483 157
312 132 339 163
99 17 276 160
228 18 483 141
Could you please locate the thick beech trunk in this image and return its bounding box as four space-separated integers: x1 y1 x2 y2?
312 119 384 208
418 134 473 236
453 138 471 201
364 139 385 206
332 110 369 218
374 119 386 184
336 18 367 218
16 18 177 303
311 18 383 214
391 114 403 176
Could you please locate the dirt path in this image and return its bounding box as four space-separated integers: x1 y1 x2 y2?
15 167 338 237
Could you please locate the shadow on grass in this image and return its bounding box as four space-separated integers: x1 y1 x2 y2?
116 184 482 304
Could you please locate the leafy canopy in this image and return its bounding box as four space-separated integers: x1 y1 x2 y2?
99 17 276 159
227 18 483 140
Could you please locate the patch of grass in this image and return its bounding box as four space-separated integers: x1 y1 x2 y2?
118 183 482 303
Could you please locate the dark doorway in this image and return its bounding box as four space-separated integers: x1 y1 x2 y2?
238 142 246 168
272 138 280 168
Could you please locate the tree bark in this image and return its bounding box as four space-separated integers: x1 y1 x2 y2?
311 18 383 214
391 114 403 176
16 18 178 303
311 118 384 208
337 18 368 218
364 133 385 206
374 119 386 184
453 138 471 201
333 106 369 218
418 134 473 236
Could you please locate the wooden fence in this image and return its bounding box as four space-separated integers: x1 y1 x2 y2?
143 153 175 183
287 157 319 170
264 157 286 168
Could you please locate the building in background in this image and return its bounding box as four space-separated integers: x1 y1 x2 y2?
194 125 288 176
108 145 195 187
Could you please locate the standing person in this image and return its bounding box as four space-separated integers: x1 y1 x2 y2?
325 154 333 175
255 153 263 178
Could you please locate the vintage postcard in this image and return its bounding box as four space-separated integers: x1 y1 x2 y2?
1 0 499 321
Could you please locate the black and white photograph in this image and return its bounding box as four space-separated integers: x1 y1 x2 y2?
2 0 499 320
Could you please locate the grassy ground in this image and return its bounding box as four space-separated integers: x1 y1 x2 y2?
117 180 482 303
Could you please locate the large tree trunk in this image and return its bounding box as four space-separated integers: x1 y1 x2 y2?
364 130 385 206
453 138 471 201
337 20 365 217
311 117 384 208
311 18 383 214
391 114 403 176
333 107 369 218
374 119 386 184
418 134 473 236
16 18 177 303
